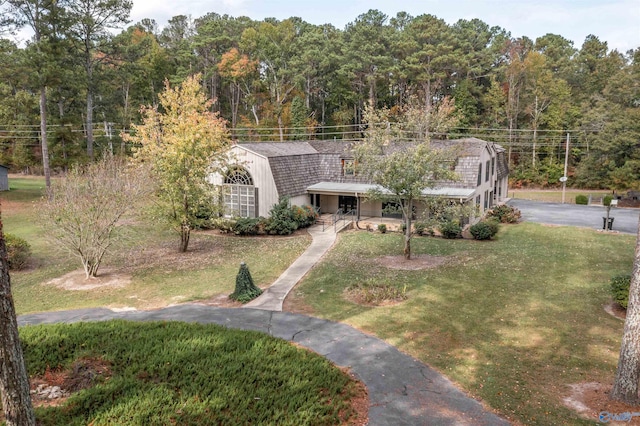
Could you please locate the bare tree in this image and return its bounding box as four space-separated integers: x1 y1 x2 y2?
611 213 640 403
0 210 35 426
40 154 151 278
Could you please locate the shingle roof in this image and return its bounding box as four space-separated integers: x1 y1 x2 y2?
268 155 320 197
235 138 505 198
238 142 317 157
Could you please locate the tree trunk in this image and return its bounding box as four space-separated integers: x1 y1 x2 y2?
611 213 640 403
39 86 51 190
403 199 413 260
0 216 36 426
86 91 94 160
180 223 190 253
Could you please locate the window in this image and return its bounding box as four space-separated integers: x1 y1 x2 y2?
475 195 481 206
223 167 256 218
342 159 356 176
477 164 482 186
491 158 495 177
484 190 489 209
485 161 490 182
224 167 253 186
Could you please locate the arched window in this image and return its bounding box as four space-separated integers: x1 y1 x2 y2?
225 167 254 186
223 166 256 218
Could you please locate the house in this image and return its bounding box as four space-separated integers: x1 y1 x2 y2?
0 165 8 191
210 138 508 222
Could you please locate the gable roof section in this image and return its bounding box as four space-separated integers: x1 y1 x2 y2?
269 154 320 197
235 142 320 197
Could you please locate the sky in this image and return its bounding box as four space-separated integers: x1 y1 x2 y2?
129 0 640 53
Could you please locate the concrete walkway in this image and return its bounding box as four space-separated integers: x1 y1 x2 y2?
244 224 337 311
18 305 511 426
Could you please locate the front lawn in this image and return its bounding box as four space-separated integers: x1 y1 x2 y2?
1 176 311 314
287 224 635 425
20 321 364 425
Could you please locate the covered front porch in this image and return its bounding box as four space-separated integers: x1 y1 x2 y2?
306 182 477 224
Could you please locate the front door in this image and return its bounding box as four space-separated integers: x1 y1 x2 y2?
338 195 357 212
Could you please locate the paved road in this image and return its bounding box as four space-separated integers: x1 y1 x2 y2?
19 305 511 426
508 199 639 234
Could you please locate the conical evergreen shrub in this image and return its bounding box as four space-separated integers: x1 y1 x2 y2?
229 262 263 303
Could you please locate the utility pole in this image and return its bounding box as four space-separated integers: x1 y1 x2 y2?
561 133 570 204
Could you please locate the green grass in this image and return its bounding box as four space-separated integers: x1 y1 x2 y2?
20 321 362 425
510 188 611 203
1 176 311 314
3 176 47 203
291 226 635 425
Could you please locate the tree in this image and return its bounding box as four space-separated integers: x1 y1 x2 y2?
355 102 458 259
240 18 299 140
40 154 149 278
341 10 392 121
611 213 640 404
218 47 258 128
229 262 262 303
65 0 132 159
1 0 64 189
0 212 35 426
126 74 230 252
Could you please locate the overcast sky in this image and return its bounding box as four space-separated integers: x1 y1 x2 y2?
129 0 639 53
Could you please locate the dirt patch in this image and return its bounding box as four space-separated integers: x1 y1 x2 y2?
376 254 448 270
339 368 369 426
45 268 131 291
123 236 225 272
564 382 640 424
283 289 317 315
26 357 111 412
605 301 627 320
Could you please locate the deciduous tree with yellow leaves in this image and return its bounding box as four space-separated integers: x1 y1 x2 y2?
125 74 230 252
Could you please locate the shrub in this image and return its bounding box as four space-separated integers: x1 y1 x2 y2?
193 201 218 229
264 198 298 235
414 222 427 236
399 223 406 233
6 234 31 270
293 205 318 228
470 220 500 240
575 195 588 205
603 195 613 206
439 221 462 239
377 224 387 233
229 262 263 303
486 205 522 223
233 218 261 236
610 274 632 309
211 218 235 233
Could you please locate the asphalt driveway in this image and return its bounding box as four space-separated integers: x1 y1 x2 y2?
507 199 639 234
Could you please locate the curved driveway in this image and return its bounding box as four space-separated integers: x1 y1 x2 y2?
19 305 510 426
508 199 639 234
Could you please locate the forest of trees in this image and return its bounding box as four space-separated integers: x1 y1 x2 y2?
0 4 638 189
